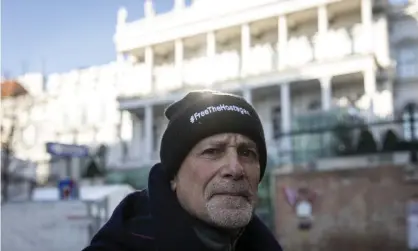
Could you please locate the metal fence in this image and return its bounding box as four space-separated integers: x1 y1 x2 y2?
268 105 418 167
83 197 109 241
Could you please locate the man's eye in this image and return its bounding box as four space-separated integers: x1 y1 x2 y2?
203 148 222 155
239 149 258 159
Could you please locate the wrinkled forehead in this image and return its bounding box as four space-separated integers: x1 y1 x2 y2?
194 133 257 149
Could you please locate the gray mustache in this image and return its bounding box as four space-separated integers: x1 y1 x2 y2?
207 181 252 197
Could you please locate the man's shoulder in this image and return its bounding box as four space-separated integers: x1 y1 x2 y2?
83 189 156 251
117 189 155 237
118 189 150 217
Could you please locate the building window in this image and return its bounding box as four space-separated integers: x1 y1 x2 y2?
403 103 418 141
397 45 418 79
271 106 281 139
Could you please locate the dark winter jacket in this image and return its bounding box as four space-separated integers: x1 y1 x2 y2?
82 163 283 251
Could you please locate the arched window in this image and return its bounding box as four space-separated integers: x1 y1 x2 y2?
402 103 418 141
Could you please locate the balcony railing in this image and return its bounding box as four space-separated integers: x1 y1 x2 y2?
117 25 369 97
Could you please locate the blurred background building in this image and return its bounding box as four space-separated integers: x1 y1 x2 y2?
2 64 125 184
1 0 417 250
1 0 416 190
116 0 396 167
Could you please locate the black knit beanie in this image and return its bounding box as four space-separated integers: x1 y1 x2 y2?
160 90 267 182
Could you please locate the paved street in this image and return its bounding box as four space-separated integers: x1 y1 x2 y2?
1 201 91 251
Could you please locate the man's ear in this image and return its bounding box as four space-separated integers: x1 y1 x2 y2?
170 177 177 191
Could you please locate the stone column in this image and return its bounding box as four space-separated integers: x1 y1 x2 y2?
175 39 184 87
317 5 329 60
278 16 288 70
320 76 332 111
243 88 252 104
175 0 185 10
145 46 154 92
281 83 292 163
241 23 251 76
144 0 155 18
364 68 376 118
318 5 328 34
361 0 373 53
144 105 154 162
206 31 216 85
130 113 141 160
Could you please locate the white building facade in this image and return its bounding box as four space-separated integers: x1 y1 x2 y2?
11 63 128 182
8 0 418 176
114 0 418 168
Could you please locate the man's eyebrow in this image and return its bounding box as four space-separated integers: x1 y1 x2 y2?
242 141 257 148
207 140 257 149
238 141 257 150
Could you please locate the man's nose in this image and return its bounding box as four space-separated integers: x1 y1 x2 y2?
220 149 245 180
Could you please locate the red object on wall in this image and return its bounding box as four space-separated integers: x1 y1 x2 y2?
282 185 317 211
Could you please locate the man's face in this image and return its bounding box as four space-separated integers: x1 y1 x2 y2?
171 133 260 229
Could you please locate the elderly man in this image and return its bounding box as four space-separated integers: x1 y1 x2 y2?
83 90 283 251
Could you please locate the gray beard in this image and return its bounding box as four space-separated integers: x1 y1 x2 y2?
205 196 254 229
